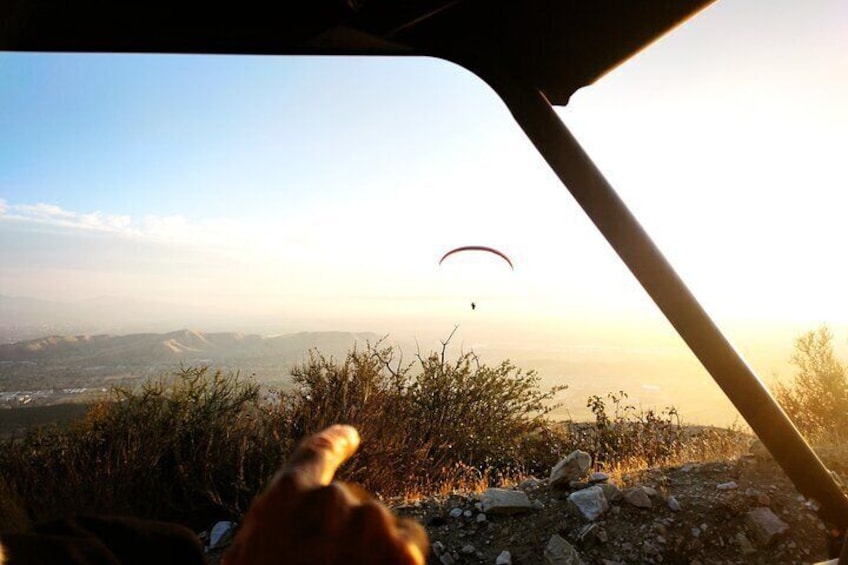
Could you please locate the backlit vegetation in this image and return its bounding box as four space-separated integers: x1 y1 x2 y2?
773 325 848 443
0 338 749 532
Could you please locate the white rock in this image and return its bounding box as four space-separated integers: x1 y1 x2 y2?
589 472 609 483
717 481 738 491
209 521 237 549
623 487 652 509
641 486 658 497
495 550 512 565
568 485 609 521
550 450 592 487
476 513 487 523
746 507 790 546
544 534 586 565
449 507 463 518
667 495 682 512
519 477 543 490
481 488 534 515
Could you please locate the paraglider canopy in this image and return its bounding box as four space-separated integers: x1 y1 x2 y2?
438 246 514 270
438 246 514 311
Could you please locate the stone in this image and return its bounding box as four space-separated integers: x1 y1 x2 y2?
550 450 592 487
589 472 609 483
667 495 682 512
641 486 658 497
448 507 463 518
717 481 738 491
476 513 487 523
544 534 586 565
520 477 544 490
496 550 512 565
624 487 652 509
209 521 237 549
598 482 622 503
481 488 534 515
577 523 599 549
461 544 476 554
568 485 609 521
736 532 756 555
432 541 446 556
746 507 790 546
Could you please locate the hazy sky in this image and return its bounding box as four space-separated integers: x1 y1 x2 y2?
1 0 846 351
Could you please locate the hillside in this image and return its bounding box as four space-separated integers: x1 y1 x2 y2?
202 450 846 564
401 453 842 564
0 329 380 393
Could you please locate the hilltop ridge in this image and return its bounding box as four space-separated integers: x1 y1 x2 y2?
0 329 381 393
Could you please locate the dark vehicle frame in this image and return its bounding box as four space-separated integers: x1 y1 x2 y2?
4 0 847 552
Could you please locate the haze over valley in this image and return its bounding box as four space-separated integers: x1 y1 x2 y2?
2 5 846 437
1 292 826 429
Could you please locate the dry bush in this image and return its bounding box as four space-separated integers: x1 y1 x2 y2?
773 326 848 443
0 367 293 528
0 340 753 529
570 391 685 470
560 392 749 475
283 335 567 496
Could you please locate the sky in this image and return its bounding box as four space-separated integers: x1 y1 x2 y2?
1 1 847 421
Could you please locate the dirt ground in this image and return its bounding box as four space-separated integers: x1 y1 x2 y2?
203 448 848 564
393 453 846 565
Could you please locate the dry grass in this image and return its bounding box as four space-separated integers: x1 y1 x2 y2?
0 342 752 531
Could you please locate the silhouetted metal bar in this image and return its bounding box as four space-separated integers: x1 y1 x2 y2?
492 78 848 529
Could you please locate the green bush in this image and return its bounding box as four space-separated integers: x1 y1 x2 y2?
773 326 848 442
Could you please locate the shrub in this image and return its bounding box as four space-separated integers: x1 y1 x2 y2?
773 326 848 442
2 337 754 529
571 391 685 470
283 334 567 495
0 367 293 528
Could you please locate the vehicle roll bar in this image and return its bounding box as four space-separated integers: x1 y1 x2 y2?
484 74 848 531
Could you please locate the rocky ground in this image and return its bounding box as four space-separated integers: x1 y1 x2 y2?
203 448 847 564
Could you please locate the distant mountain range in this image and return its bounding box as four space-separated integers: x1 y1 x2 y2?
0 329 381 391
1 329 379 365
